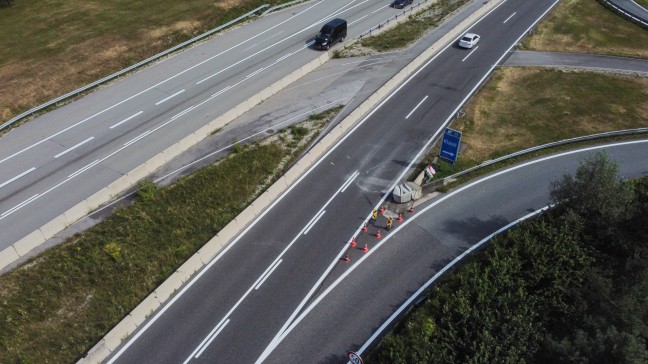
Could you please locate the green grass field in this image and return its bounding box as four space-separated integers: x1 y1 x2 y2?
522 0 648 58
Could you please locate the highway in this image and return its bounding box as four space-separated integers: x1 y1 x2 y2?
265 140 648 363
0 0 404 259
106 0 564 363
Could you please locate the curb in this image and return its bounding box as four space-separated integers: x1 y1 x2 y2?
78 0 504 362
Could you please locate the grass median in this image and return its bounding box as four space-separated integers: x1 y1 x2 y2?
521 0 648 58
412 68 648 182
338 0 469 56
0 107 339 362
0 0 290 125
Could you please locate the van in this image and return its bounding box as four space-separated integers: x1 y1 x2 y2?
314 18 347 50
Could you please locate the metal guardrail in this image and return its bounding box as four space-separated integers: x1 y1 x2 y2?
599 0 648 28
262 0 310 16
0 5 269 132
445 127 648 181
358 1 429 39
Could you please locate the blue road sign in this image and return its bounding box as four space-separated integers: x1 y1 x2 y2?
439 128 462 163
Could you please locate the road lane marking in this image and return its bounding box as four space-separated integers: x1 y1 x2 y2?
503 11 516 23
349 14 369 25
109 111 143 129
245 68 265 79
340 171 359 193
155 89 185 105
372 4 390 13
255 260 283 290
0 167 36 190
2 194 39 217
123 130 152 147
461 45 479 62
193 319 231 359
54 137 95 159
68 159 100 179
171 106 196 121
405 95 428 119
303 210 326 235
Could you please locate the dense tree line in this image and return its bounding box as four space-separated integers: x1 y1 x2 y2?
371 152 648 363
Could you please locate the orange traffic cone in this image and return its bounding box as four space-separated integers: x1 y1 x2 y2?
397 213 403 222
362 223 368 232
350 238 357 247
362 243 369 253
376 229 382 239
409 205 415 214
379 205 385 215
342 254 350 262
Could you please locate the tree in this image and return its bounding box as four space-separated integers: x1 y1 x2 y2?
550 151 634 227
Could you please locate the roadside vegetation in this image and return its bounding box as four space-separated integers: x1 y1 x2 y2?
521 0 648 58
338 0 469 56
638 0 648 9
412 68 648 180
0 0 290 125
0 107 339 362
371 153 648 363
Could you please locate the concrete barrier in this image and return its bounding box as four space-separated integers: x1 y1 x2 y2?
198 236 225 264
153 271 184 303
106 175 132 198
234 206 257 227
0 246 20 271
177 254 204 280
39 214 69 241
104 315 138 352
85 187 111 211
79 340 111 364
128 294 162 326
13 230 45 256
63 201 91 227
145 153 168 173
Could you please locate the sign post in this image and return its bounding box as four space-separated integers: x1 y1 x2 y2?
347 351 364 364
439 128 462 165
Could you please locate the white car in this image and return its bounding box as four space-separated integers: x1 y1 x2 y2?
458 33 480 49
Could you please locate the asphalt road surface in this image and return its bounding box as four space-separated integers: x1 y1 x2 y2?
265 140 648 363
609 0 648 23
0 0 407 253
107 0 565 363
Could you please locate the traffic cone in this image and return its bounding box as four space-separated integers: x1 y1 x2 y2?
376 229 382 239
342 254 350 262
362 243 369 253
397 213 403 222
350 238 357 247
362 223 368 232
379 205 385 215
409 205 415 214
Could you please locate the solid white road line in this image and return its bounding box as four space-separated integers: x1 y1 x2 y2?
0 167 36 190
68 159 100 179
349 14 369 25
123 131 152 147
171 106 196 121
405 95 428 119
255 260 283 290
109 111 143 129
461 45 479 62
340 171 359 193
155 89 185 106
2 194 39 217
372 4 390 13
194 319 231 359
54 137 94 159
303 210 326 235
503 11 516 23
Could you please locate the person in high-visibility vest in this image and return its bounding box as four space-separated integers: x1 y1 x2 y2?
386 216 393 230
371 209 378 220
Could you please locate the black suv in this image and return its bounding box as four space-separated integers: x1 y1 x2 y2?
392 0 412 8
314 18 347 50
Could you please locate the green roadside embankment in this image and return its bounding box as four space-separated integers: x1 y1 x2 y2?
0 108 339 362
